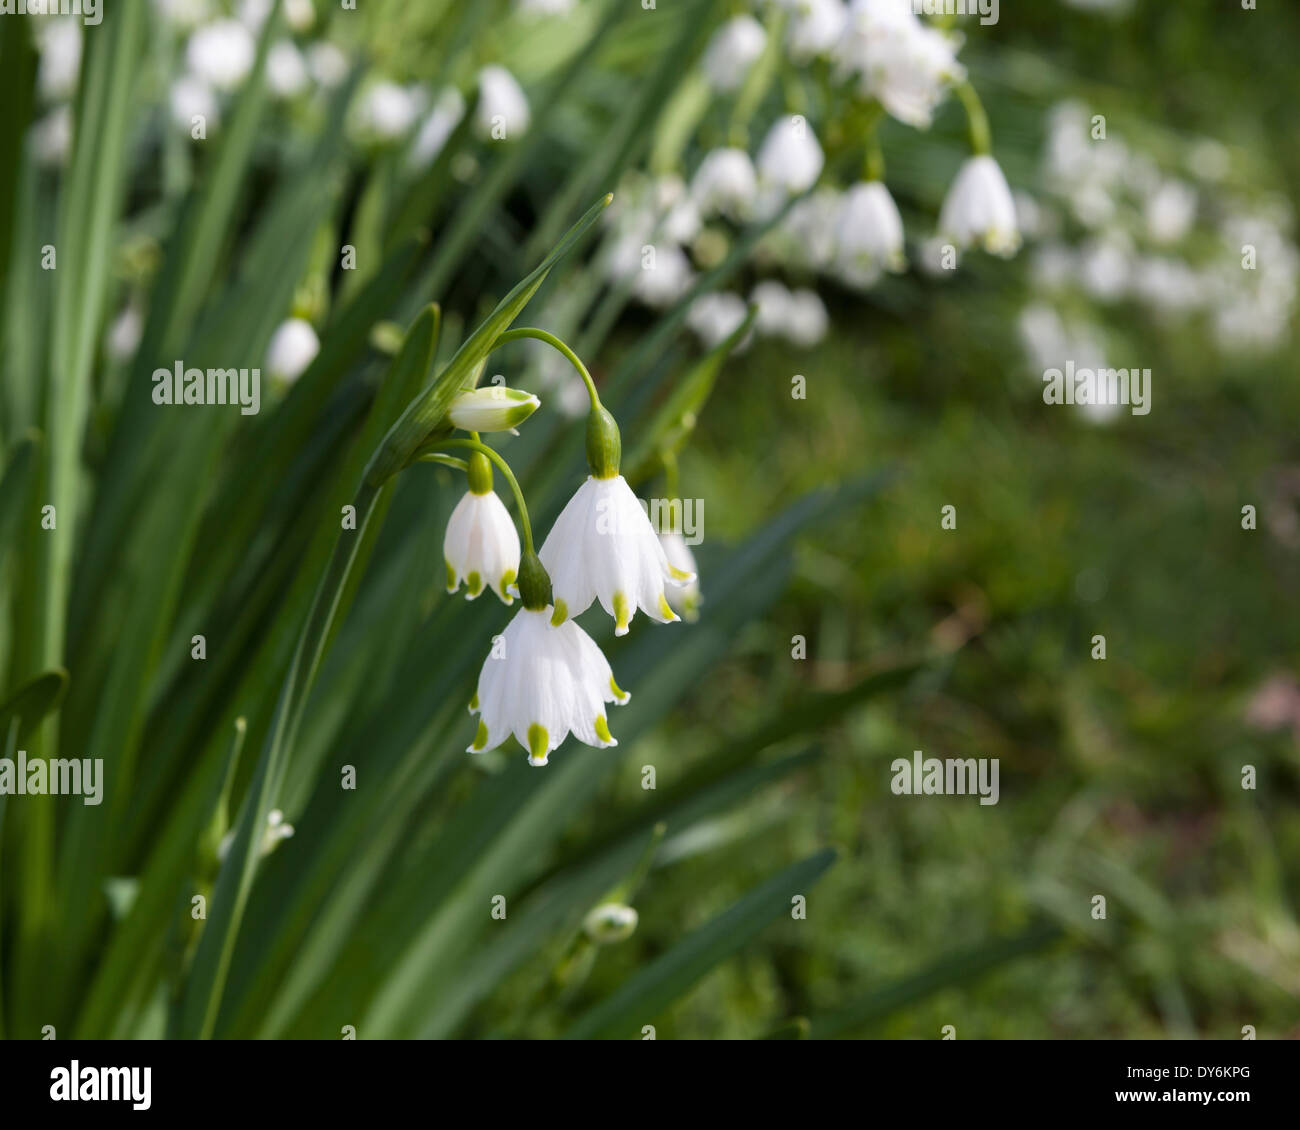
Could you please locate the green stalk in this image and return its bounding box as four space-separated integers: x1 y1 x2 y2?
422 438 536 554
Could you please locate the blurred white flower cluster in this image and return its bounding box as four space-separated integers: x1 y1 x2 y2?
1017 99 1298 400
600 0 1016 355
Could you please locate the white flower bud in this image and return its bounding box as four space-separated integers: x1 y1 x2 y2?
447 386 541 433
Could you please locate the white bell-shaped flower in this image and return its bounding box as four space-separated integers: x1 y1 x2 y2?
658 529 701 620
266 41 309 100
266 317 320 382
475 65 530 140
468 607 629 764
701 15 766 93
691 147 758 221
444 462 521 604
540 475 694 635
756 115 824 197
938 155 1020 258
186 20 255 92
836 180 906 285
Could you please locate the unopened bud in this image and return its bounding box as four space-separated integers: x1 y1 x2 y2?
447 386 540 433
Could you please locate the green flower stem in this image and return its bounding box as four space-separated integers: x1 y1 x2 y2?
661 448 681 507
424 438 536 554
491 326 602 412
955 81 992 156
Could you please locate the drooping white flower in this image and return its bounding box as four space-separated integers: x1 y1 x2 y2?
444 488 521 604
756 115 824 197
352 81 420 143
307 42 350 90
655 174 703 245
686 291 750 349
784 288 829 347
170 73 220 132
658 529 701 620
186 20 256 92
540 475 693 635
446 385 540 433
265 317 320 382
786 0 847 63
468 608 629 764
633 242 694 309
701 15 767 92
1144 179 1197 245
772 186 842 271
105 305 143 363
37 20 81 102
938 155 1020 258
835 0 964 129
691 147 758 221
836 181 906 285
409 87 466 168
750 279 794 337
475 65 530 140
267 41 309 99
583 902 639 943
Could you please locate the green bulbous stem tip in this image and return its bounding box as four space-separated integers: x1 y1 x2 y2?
586 404 622 479
467 451 493 495
517 549 553 612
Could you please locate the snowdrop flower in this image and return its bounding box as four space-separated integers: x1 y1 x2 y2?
691 147 758 221
836 180 906 284
475 65 530 140
784 288 829 347
469 547 629 762
37 20 81 102
540 473 693 635
105 305 143 363
701 15 766 92
170 73 219 132
469 609 628 763
658 529 700 620
756 115 824 197
409 87 466 169
1144 179 1197 245
266 317 320 382
445 455 521 604
686 291 750 349
186 20 256 92
267 41 309 99
583 903 639 944
655 174 703 245
633 243 694 309
938 155 1020 258
836 0 964 129
447 386 541 433
307 43 350 90
773 186 842 271
786 0 847 63
750 279 795 337
352 81 420 143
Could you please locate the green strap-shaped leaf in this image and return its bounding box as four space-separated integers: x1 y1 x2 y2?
0 669 69 746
